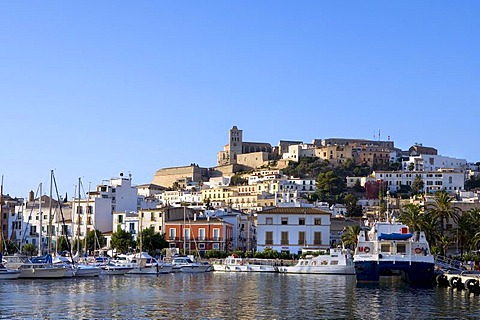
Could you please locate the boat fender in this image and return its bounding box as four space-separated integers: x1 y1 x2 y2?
414 248 422 254
32 268 35 274
364 247 370 253
369 234 374 241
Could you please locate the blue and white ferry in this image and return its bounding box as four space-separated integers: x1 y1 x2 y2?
353 221 435 285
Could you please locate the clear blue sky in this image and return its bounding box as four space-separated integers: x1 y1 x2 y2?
1 1 479 198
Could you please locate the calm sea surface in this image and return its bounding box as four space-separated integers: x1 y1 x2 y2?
1 273 480 320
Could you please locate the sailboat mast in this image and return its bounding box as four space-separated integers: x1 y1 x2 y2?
0 175 4 254
77 178 81 255
84 182 90 256
39 182 42 256
48 170 53 254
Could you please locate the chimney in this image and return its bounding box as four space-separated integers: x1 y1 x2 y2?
29 190 34 202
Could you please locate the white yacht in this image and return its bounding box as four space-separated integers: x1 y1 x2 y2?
118 252 172 275
213 256 277 272
278 248 355 275
171 256 211 273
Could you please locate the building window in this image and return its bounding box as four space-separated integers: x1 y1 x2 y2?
298 231 305 245
199 228 205 240
169 228 176 240
281 232 289 245
299 218 305 225
198 243 205 250
213 243 220 250
184 228 190 240
281 217 288 225
313 232 322 245
265 231 273 245
314 218 321 225
213 228 220 241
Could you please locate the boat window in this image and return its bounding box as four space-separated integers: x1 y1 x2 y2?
380 244 391 252
397 244 406 254
311 261 316 266
330 261 338 265
321 261 328 265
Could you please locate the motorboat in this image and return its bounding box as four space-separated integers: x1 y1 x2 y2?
171 256 211 273
119 252 172 275
4 254 67 279
213 256 277 272
74 263 102 277
0 254 21 280
278 248 355 275
353 221 435 285
101 261 134 276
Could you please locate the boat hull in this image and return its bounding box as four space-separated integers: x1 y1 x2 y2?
75 265 102 277
280 265 355 275
18 266 67 279
354 260 435 285
0 270 21 280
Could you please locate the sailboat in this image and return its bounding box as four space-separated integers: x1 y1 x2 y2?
6 179 67 279
0 179 21 279
71 178 101 277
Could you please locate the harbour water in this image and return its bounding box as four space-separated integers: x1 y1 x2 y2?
1 273 480 319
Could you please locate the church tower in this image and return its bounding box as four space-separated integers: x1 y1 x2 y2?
228 126 243 163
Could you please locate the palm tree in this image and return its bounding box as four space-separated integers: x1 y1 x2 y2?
421 211 440 248
438 235 451 257
398 203 424 232
427 191 460 237
341 225 361 249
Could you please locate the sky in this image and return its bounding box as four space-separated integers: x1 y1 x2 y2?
1 1 479 198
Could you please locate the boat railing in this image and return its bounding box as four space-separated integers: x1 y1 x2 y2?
435 255 465 272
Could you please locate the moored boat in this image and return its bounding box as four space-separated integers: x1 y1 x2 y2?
0 255 21 280
171 256 211 273
278 248 355 275
353 221 435 285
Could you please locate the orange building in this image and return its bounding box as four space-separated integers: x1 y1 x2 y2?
165 216 234 253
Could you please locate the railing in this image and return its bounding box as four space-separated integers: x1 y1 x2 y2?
435 255 465 271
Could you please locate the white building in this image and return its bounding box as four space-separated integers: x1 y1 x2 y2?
373 170 465 194
71 174 138 244
256 207 331 254
282 144 316 162
402 154 467 172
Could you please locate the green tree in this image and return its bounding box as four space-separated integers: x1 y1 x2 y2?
85 229 107 254
230 174 248 186
411 175 424 195
111 229 133 253
341 225 361 249
344 194 362 217
408 162 415 171
438 235 451 256
398 204 425 232
22 243 37 256
427 191 460 237
139 228 168 256
56 236 71 253
316 171 343 203
3 239 18 254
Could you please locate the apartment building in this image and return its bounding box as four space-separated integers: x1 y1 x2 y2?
256 207 331 254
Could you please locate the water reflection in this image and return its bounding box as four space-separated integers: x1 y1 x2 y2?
1 273 480 319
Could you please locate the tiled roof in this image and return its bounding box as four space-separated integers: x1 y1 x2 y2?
259 207 330 215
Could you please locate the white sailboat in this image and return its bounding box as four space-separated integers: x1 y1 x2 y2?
72 178 101 277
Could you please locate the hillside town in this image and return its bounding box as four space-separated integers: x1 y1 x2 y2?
1 125 480 259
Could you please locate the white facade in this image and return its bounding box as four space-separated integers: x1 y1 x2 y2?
256 207 331 254
282 144 316 162
286 178 316 195
402 155 467 172
373 170 465 194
